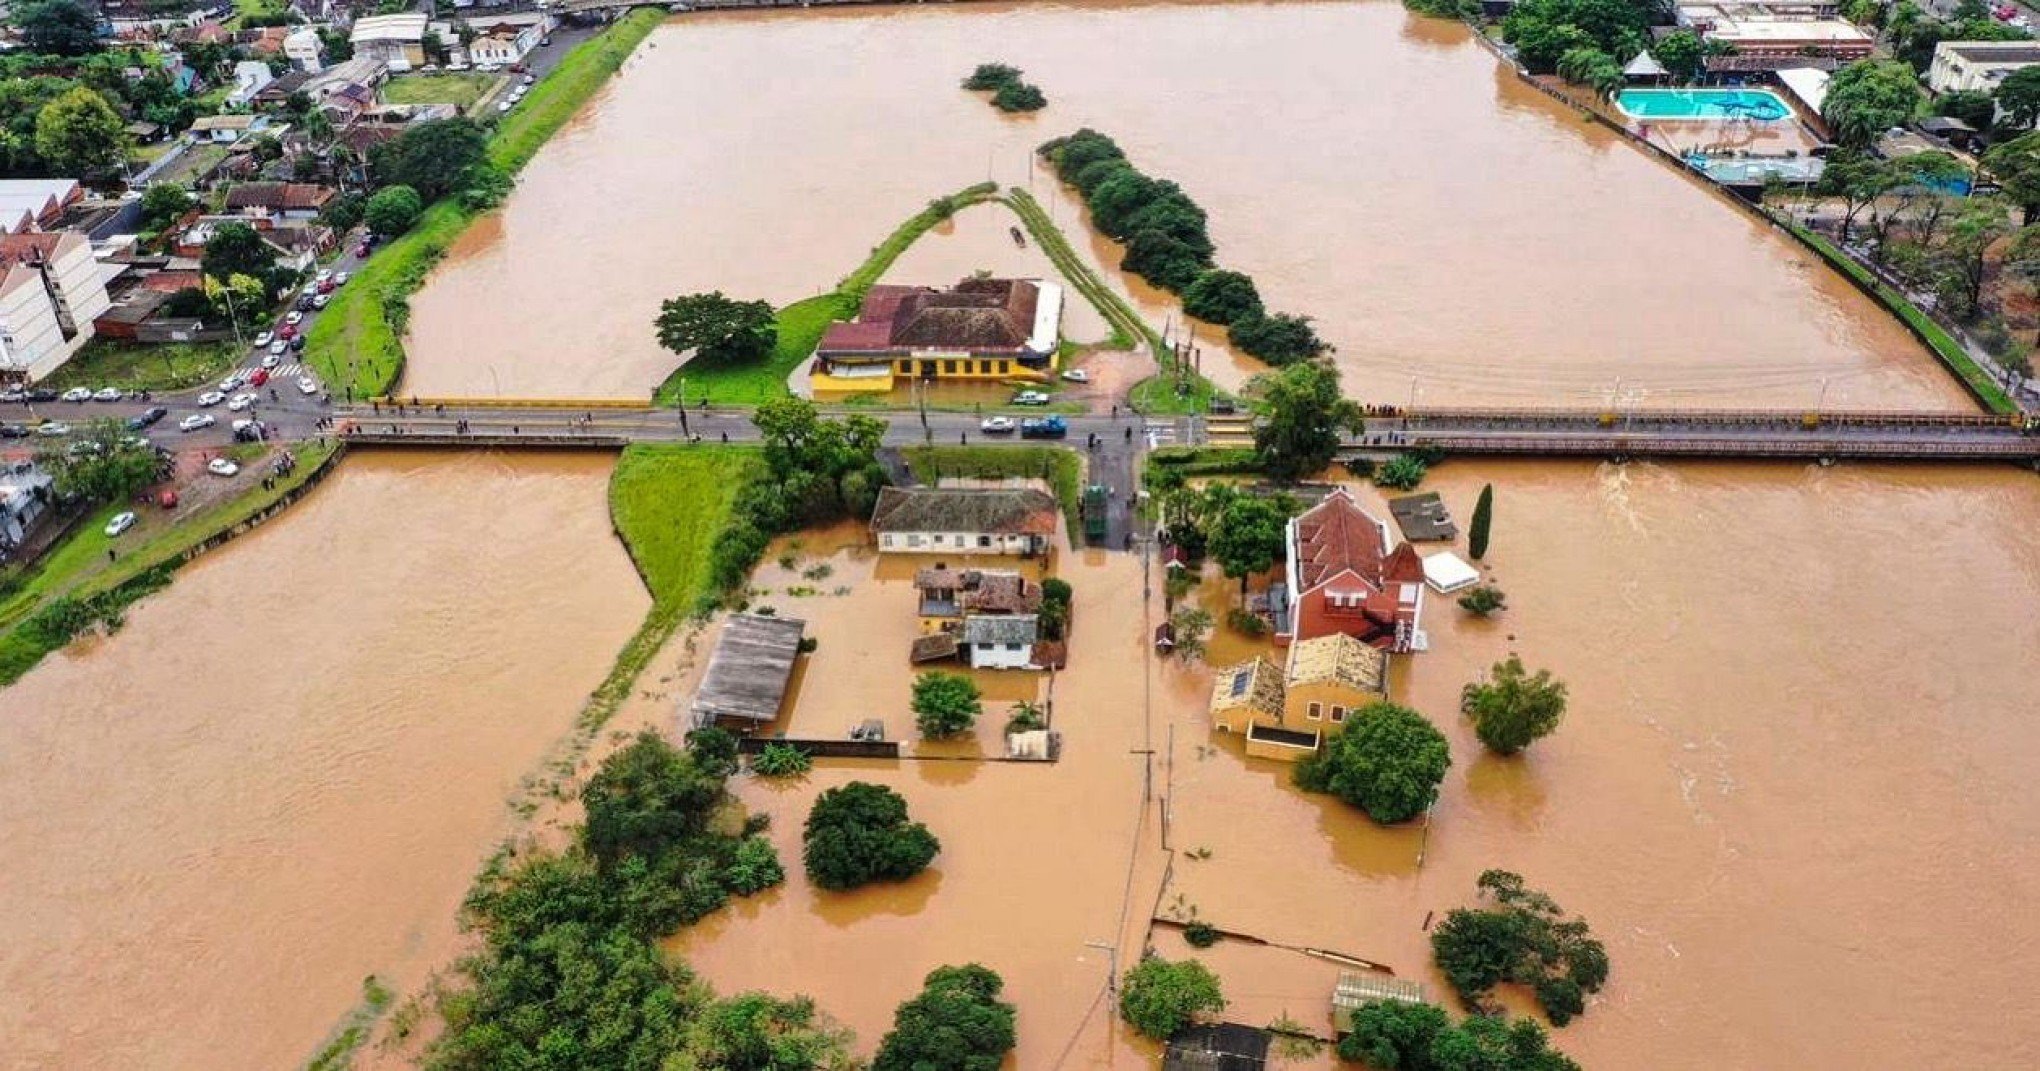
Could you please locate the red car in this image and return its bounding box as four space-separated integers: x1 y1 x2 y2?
249 369 269 386
353 242 371 257
277 323 298 340
317 278 336 294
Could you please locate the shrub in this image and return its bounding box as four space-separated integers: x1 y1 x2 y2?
722 835 785 895
1225 607 1268 637
873 964 1016 1071
1374 454 1428 490
362 183 422 236
1119 956 1225 1039
686 726 739 776
1457 585 1507 616
1461 655 1567 755
1182 269 1264 325
581 731 725 868
992 81 1047 112
802 782 940 890
1293 703 1450 824
912 671 983 739
1183 921 1221 948
1468 483 1494 560
1228 311 1329 365
750 742 813 778
961 62 1023 90
1005 701 1047 734
1430 870 1608 1023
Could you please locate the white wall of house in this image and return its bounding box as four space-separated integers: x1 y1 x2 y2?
966 642 1034 670
878 531 1036 555
44 236 111 331
0 274 65 381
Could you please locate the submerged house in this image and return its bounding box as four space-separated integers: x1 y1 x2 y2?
1209 632 1388 760
911 566 1046 670
871 486 1061 556
1283 487 1427 653
809 276 1064 394
689 613 806 733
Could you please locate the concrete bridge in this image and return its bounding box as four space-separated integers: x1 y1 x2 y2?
554 0 984 16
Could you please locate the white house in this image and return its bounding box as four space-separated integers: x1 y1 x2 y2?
959 614 1039 669
224 60 275 107
283 27 326 73
0 231 110 383
188 114 268 144
870 486 1061 556
350 13 430 72
1928 40 2040 94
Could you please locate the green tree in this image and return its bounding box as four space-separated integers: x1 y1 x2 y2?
1122 227 1210 292
1088 169 1163 236
686 725 740 776
1997 65 2040 129
1940 196 2015 316
33 86 128 176
1554 47 1623 98
1335 998 1452 1069
1429 1014 1580 1071
320 190 365 233
580 730 725 868
1374 454 1428 490
912 670 983 739
1934 89 1997 132
1040 127 1123 177
138 183 193 232
1118 956 1225 1040
14 0 100 56
802 781 940 890
750 742 814 777
198 221 275 288
40 420 159 503
721 836 785 895
1652 29 1705 82
1207 494 1288 596
363 183 422 236
1457 585 1508 616
656 291 779 364
1122 193 1213 258
873 964 1017 1071
1228 311 1329 365
682 992 854 1071
1502 0 1649 72
1814 148 1896 244
1461 655 1567 755
1984 132 2040 224
1431 870 1609 1025
1821 59 1923 148
1253 360 1363 481
1168 605 1215 661
991 81 1047 112
1468 483 1494 560
961 63 1022 90
368 116 486 200
1294 702 1451 824
1182 269 1264 325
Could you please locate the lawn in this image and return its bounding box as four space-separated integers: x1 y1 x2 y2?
39 338 240 393
899 444 1084 535
381 73 499 109
608 444 761 611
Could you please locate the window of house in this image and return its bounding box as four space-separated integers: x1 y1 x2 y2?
1306 702 1322 721
1006 643 1023 651
1400 584 1418 604
1330 706 1346 723
908 535 925 547
978 535 992 547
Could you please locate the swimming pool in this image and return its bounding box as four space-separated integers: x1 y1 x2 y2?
1616 89 1794 122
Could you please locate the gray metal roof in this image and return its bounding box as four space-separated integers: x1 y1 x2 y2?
691 613 806 723
960 614 1038 646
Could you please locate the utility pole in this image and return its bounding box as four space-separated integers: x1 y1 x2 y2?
1084 940 1120 998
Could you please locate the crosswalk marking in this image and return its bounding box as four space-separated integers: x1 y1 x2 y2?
1144 419 1178 448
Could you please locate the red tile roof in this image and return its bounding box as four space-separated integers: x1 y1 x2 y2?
1292 488 1395 593
0 232 66 269
818 278 1040 356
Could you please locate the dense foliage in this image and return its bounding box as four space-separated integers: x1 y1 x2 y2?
0 47 196 177
1294 702 1451 824
1553 47 1622 98
1821 60 1923 149
38 420 162 504
961 62 1048 112
655 291 779 364
1430 870 1609 1025
363 184 423 237
368 117 490 201
912 670 984 739
1207 493 1289 592
1118 956 1225 1039
139 183 194 232
1461 655 1567 755
1336 999 1581 1071
1374 454 1429 491
1468 484 1493 560
1502 0 1654 73
1457 585 1508 616
1038 576 1073 641
751 742 815 777
1254 360 1363 480
802 781 941 891
873 964 1017 1071
709 400 888 608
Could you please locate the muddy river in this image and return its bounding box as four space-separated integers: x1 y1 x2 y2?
407 1 1961 410
0 452 647 1071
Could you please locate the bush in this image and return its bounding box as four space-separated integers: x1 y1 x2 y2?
363 184 423 236
1183 921 1221 948
874 964 1017 1071
1119 956 1225 1039
722 835 786 895
1469 483 1494 560
1457 585 1507 616
1182 269 1264 325
1228 311 1329 365
912 670 983 739
580 730 725 868
686 725 739 776
1460 655 1566 755
1225 607 1268 637
802 781 940 891
992 81 1047 112
1430 870 1608 1023
1294 703 1450 824
961 62 1023 90
751 742 813 777
1005 700 1047 734
1374 454 1428 490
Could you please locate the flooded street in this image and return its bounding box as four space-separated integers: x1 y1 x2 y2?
0 452 647 1071
408 1 1961 409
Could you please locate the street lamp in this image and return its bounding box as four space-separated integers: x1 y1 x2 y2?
1084 940 1120 999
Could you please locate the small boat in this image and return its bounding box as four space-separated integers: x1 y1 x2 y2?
1010 225 1026 248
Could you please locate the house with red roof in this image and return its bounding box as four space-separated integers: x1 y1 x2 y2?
808 276 1064 394
1282 487 1427 653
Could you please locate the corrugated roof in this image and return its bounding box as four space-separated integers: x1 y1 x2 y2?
871 486 1060 537
960 614 1038 646
691 614 805 723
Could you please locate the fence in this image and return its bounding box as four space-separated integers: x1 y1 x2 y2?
736 737 902 760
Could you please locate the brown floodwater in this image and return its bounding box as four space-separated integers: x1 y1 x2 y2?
407 1 1964 410
0 451 648 1071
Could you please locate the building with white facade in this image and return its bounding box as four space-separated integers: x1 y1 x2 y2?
351 13 430 72
224 60 276 107
1928 41 2040 93
870 486 1062 556
0 231 111 383
283 27 326 73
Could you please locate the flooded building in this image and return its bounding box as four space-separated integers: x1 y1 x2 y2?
1209 632 1388 760
808 277 1063 393
871 486 1060 556
690 613 806 733
1282 488 1427 653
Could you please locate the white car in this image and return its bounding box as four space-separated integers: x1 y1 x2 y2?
104 511 137 537
268 339 288 356
60 387 93 402
1060 369 1089 383
253 331 273 347
334 272 350 285
261 353 281 369
1012 390 1050 406
197 391 226 407
315 269 333 283
227 393 257 412
522 74 536 86
218 374 243 392
0 389 24 402
297 374 320 395
207 458 239 477
497 100 513 112
285 311 304 326
979 416 1016 433
179 413 216 432
93 387 122 402
312 294 330 310
37 422 70 436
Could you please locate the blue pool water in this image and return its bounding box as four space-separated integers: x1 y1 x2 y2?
1617 89 1793 122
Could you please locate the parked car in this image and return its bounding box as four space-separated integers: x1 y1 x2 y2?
179 414 216 432
277 324 297 340
1060 368 1089 383
316 279 335 295
497 100 513 113
1012 390 1050 406
312 294 330 310
315 268 333 283
60 387 93 402
1020 415 1069 439
232 419 264 443
522 74 535 85
207 457 240 478
289 335 307 353
297 374 320 395
253 331 273 347
979 415 1016 434
0 389 23 403
104 511 137 537
261 352 281 369
227 392 257 411
219 373 243 392
26 388 57 402
128 406 169 430
269 339 288 356
295 295 317 312
0 424 28 438
353 242 371 257
285 311 304 325
248 369 269 387
92 387 122 402
334 272 350 286
197 391 226 407
66 440 102 457
36 421 70 436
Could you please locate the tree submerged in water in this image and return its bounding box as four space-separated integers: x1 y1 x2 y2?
1430 869 1608 1025
962 62 1048 112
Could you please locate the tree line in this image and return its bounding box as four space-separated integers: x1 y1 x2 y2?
1037 128 1331 365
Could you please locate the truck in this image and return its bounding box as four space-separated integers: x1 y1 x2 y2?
1019 415 1068 439
1082 484 1109 544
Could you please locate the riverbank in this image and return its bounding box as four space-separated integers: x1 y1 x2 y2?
304 8 666 401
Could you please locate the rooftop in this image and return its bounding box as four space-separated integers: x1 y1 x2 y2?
871 486 1061 537
351 12 429 44
819 277 1050 356
224 182 334 212
1286 632 1387 694
959 614 1039 646
1938 40 2040 64
1211 657 1284 720
691 614 806 725
1291 488 1424 593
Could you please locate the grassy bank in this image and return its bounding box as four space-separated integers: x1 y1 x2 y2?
304 8 666 401
1781 218 2017 415
381 73 497 108
39 338 239 393
900 444 1084 534
609 444 761 613
654 183 1001 406
0 438 342 684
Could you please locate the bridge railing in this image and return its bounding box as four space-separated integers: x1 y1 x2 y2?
1399 434 2040 458
1391 406 2027 430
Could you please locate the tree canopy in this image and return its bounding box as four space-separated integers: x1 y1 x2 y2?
1182 269 1264 325
1119 956 1225 1040
656 291 779 365
33 85 127 176
1228 311 1330 366
363 184 423 236
139 183 194 232
802 781 941 891
368 116 487 200
1338 999 1582 1071
1207 494 1289 593
1254 360 1364 481
1985 132 2040 224
581 729 726 868
40 420 159 503
1998 64 2040 130
1430 870 1609 1025
873 964 1017 1071
1502 0 1653 72
1461 655 1567 755
1821 59 1923 149
14 0 100 57
1294 702 1451 824
912 670 983 739
198 222 276 289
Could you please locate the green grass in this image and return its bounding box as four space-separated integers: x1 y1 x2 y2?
609 445 761 612
304 9 665 401
654 183 1001 407
1783 219 2017 415
381 73 498 109
39 338 239 393
899 444 1084 535
1146 445 1262 476
0 438 341 684
301 976 394 1071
